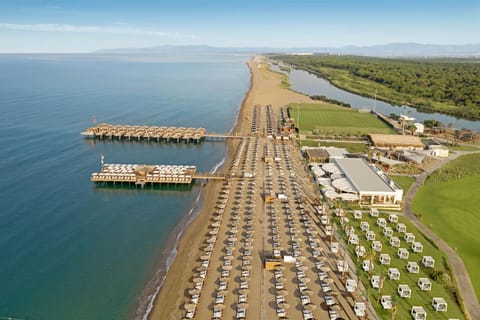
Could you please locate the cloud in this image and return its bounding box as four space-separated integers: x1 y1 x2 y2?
0 23 191 38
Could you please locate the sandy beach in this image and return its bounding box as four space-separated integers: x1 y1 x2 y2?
147 56 358 320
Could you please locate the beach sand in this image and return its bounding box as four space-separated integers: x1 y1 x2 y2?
147 56 322 320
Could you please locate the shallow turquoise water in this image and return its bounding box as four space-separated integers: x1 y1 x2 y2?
0 54 249 320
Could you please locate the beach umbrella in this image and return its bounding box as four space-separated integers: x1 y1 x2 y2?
331 304 341 311
277 289 288 296
237 303 248 309
275 266 286 271
222 265 232 271
229 237 238 241
244 255 253 260
188 289 200 296
206 238 216 244
220 277 230 282
299 277 311 284
196 266 207 272
324 278 334 284
240 276 250 282
297 256 306 261
226 246 236 251
184 303 197 312
320 266 331 272
304 304 317 311
224 255 234 261
278 302 290 309
319 256 328 262
200 255 210 261
243 265 252 270
193 277 203 283
297 266 308 271
239 289 250 295
215 303 226 310
209 230 218 235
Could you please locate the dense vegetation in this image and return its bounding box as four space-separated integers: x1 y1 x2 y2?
275 55 480 120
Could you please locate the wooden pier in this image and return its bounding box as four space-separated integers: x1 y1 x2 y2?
91 163 253 186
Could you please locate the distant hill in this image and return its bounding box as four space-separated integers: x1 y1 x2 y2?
94 43 480 58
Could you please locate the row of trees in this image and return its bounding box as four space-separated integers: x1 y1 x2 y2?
275 55 480 119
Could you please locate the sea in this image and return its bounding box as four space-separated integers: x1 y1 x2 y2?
0 53 250 320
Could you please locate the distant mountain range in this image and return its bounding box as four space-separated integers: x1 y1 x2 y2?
95 43 480 58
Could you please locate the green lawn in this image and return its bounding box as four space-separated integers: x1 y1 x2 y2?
290 103 396 136
298 139 369 153
391 176 416 193
413 153 480 299
333 210 465 320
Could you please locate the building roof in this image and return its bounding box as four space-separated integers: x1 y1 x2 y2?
369 134 424 148
305 148 329 159
334 158 398 194
324 147 348 158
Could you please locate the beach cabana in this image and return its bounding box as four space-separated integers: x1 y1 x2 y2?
377 218 387 227
404 232 415 243
331 241 339 253
381 296 392 309
397 248 409 259
422 256 435 268
411 242 424 253
389 237 400 247
418 277 432 291
411 306 427 320
372 240 382 252
353 210 362 219
388 213 399 223
348 234 359 245
320 215 329 225
325 225 333 236
346 279 357 292
432 297 448 312
360 221 370 232
366 231 376 241
362 260 374 272
355 245 366 257
388 268 400 280
379 254 391 265
370 208 379 217
354 302 366 317
337 260 348 273
371 275 381 289
397 284 412 298
383 227 394 237
407 261 420 274
396 223 407 233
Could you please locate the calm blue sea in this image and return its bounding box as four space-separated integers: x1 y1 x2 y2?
0 54 250 320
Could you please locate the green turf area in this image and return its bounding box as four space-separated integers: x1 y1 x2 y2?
391 176 416 193
332 209 465 319
290 103 396 136
413 153 480 299
298 139 369 153
446 144 480 152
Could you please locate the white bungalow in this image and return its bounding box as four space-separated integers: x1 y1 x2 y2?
340 216 349 226
418 277 432 291
411 242 424 253
407 261 420 274
366 230 376 241
354 302 366 317
362 260 374 272
388 268 400 280
353 210 362 219
432 297 448 312
372 240 382 251
411 306 427 320
346 279 357 292
335 208 345 217
348 234 359 245
397 248 410 259
383 227 394 237
325 225 333 236
404 232 416 243
377 217 387 227
331 241 339 253
398 284 412 298
379 254 391 265
381 295 392 309
345 226 355 237
355 245 366 257
360 221 370 232
396 223 407 233
370 208 379 217
390 236 401 247
337 260 348 273
320 215 329 225
388 213 399 223
371 275 381 288
422 256 435 268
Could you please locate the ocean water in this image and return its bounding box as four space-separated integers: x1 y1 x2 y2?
0 54 250 320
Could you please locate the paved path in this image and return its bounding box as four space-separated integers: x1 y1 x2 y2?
403 150 480 320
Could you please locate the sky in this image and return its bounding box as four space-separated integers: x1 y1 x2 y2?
0 0 479 53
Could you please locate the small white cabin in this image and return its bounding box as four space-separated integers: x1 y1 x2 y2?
396 223 407 233
346 279 357 292
370 208 379 217
354 302 366 317
398 284 412 298
348 234 359 245
407 261 420 274
360 221 370 232
404 232 416 243
366 230 376 241
388 267 400 280
381 295 392 309
388 213 399 223
411 306 427 320
353 210 362 219
331 241 339 253
355 245 366 257
320 215 329 225
432 297 448 312
383 227 393 237
362 260 374 272
390 236 401 247
379 254 391 265
337 260 348 273
372 240 382 251
377 217 387 227
397 248 410 259
325 225 333 236
411 242 424 253
422 256 435 268
418 277 432 291
371 275 381 288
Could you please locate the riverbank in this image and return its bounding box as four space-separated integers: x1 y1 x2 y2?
147 56 317 319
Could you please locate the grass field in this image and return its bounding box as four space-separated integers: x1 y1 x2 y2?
298 139 369 153
333 209 465 320
391 176 416 193
413 153 480 299
290 103 396 136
